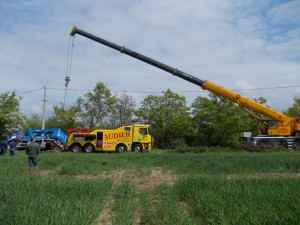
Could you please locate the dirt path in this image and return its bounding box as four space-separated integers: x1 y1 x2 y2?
75 168 178 191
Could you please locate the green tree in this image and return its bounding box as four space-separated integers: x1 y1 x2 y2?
191 93 256 147
27 114 42 129
283 97 300 118
5 112 28 133
0 91 21 139
110 92 136 127
254 97 267 105
138 89 192 149
76 82 116 130
46 103 83 132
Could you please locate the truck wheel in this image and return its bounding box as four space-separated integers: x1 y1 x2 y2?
70 144 82 153
84 144 94 153
132 144 143 152
116 144 126 153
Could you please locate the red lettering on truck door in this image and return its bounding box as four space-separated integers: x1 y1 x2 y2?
104 133 114 140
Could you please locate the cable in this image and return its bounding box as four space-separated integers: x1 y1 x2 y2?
16 88 43 96
63 36 75 109
11 84 300 96
231 85 300 91
65 36 72 78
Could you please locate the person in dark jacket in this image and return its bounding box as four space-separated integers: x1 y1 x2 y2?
9 139 16 157
0 138 7 156
26 137 40 173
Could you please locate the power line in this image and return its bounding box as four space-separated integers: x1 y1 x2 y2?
11 84 300 96
232 85 300 91
16 88 43 96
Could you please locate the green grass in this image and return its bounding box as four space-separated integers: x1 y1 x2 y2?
0 175 112 225
112 181 137 225
138 184 199 225
175 176 300 225
1 150 300 224
31 150 300 175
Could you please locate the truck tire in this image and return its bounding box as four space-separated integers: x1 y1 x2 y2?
84 144 94 153
70 143 82 153
132 143 143 152
115 144 126 153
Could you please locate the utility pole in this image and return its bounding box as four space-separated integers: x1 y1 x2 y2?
42 86 47 129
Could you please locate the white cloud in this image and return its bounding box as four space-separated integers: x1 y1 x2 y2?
30 104 43 114
293 88 300 97
233 80 255 90
0 0 299 119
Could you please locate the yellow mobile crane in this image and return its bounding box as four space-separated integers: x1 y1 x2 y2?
70 26 300 148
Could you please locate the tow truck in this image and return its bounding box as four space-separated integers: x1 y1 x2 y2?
65 124 152 153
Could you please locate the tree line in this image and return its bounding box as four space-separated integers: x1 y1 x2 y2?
1 82 299 149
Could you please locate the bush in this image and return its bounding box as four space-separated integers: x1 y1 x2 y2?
175 146 236 153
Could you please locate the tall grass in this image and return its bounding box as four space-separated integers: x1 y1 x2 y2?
0 175 112 225
138 184 199 225
112 181 137 225
174 176 300 225
1 150 300 224
24 150 300 176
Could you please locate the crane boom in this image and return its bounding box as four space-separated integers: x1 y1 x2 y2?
70 26 204 87
70 26 299 137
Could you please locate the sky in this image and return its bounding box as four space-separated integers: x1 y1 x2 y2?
0 0 300 120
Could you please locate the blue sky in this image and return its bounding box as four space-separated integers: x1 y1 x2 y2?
0 0 299 119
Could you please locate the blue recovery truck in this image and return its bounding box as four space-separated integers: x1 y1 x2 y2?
7 128 35 149
7 129 23 142
12 128 67 151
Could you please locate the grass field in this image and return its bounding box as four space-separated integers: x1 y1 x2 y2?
1 150 300 224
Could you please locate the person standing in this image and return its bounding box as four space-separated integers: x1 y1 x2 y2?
9 139 16 157
26 137 40 173
0 138 7 156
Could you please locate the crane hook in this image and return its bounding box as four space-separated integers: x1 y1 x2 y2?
65 76 70 87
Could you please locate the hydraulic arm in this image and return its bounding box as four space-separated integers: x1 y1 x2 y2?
70 26 299 136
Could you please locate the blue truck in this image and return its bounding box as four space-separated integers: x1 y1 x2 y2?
8 128 67 151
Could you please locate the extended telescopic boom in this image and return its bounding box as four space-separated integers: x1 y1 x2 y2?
70 26 204 87
70 26 298 136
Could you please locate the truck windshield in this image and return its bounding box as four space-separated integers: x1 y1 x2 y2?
139 128 148 135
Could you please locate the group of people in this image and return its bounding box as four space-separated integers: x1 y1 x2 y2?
0 137 40 173
0 138 16 157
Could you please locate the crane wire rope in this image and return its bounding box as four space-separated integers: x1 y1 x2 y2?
63 36 74 109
